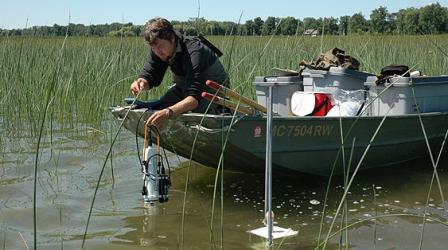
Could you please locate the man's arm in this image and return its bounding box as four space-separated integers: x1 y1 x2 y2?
135 50 168 91
147 96 198 127
131 48 169 95
169 96 198 115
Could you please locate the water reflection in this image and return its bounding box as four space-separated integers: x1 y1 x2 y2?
109 158 448 249
1 121 448 249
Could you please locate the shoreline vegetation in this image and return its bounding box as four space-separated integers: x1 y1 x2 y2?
2 3 448 37
1 34 447 132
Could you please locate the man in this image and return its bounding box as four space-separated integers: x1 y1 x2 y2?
130 18 229 127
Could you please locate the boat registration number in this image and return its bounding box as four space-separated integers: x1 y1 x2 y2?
272 125 333 137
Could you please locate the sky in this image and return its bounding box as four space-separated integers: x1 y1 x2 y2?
2 0 447 29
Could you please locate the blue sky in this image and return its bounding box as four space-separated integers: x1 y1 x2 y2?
2 0 447 29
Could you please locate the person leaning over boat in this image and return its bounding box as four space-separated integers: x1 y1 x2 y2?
130 17 229 127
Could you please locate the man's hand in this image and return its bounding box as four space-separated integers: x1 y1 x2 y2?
130 78 150 95
147 96 198 128
147 108 171 128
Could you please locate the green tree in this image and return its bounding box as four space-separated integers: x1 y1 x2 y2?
295 19 304 35
221 21 237 35
446 8 448 32
370 6 389 33
2 3 448 38
303 17 320 30
204 21 223 35
349 13 368 34
188 17 207 35
253 17 264 35
322 17 339 35
339 16 350 35
51 24 62 36
262 16 277 35
387 13 397 34
279 17 298 35
245 20 255 35
108 25 137 37
396 8 420 34
418 3 447 34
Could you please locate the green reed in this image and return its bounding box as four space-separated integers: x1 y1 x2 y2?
1 34 448 248
1 35 447 134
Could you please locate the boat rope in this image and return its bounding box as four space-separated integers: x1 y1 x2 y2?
184 123 234 134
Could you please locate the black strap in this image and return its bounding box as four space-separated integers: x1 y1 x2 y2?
309 96 329 116
196 35 223 57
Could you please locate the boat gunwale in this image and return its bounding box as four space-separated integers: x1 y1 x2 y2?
111 106 448 122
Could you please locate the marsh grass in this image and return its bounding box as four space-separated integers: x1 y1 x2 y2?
410 85 448 249
1 35 447 133
33 29 69 250
80 92 143 249
313 213 448 250
2 34 448 249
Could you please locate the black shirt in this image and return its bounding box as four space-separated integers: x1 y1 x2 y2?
139 31 226 101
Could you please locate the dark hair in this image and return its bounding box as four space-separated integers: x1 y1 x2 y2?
142 18 175 45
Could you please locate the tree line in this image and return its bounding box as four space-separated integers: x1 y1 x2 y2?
2 3 447 37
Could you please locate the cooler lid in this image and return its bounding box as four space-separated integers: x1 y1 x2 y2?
254 76 302 86
302 67 374 79
365 75 448 87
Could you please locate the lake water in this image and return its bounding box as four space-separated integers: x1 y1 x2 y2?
1 118 448 249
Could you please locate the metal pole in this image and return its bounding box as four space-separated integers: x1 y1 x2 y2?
265 85 273 247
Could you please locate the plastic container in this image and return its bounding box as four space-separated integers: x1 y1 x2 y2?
302 67 374 101
254 76 303 116
364 75 448 116
290 91 334 116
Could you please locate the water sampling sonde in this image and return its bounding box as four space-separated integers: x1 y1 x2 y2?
140 121 171 204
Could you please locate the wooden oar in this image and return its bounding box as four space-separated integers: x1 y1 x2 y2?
201 92 253 115
206 80 268 114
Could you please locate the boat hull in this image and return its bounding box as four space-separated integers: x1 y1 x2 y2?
111 106 448 176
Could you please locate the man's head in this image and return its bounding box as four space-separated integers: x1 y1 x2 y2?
142 18 176 62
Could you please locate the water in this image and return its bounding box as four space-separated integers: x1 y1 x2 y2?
1 119 448 249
